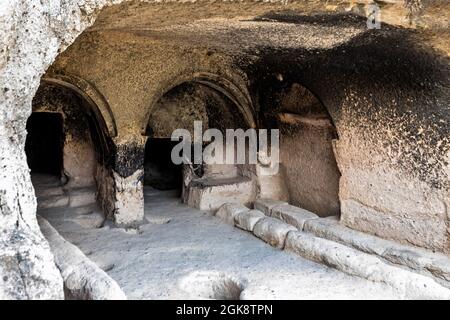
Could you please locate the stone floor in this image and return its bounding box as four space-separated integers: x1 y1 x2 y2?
39 184 406 300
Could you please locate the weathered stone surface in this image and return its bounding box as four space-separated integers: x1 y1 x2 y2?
38 217 126 300
255 158 289 202
304 216 450 285
186 176 256 212
1 1 123 296
271 204 318 229
253 217 297 249
68 187 97 208
179 270 244 300
0 236 64 300
31 86 99 189
42 0 450 254
337 157 450 255
0 255 28 299
253 198 288 216
285 231 450 299
113 169 144 227
215 203 249 225
1 0 449 300
70 211 105 229
234 210 265 232
95 165 116 222
35 186 64 198
278 112 341 217
37 194 69 209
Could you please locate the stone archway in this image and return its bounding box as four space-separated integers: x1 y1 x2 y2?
273 83 341 217
141 71 256 136
144 78 257 212
41 74 117 138
27 78 118 223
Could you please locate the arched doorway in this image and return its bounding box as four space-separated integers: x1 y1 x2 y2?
27 80 114 215
144 79 256 211
264 82 341 217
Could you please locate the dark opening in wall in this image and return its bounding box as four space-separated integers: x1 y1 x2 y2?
25 112 64 177
144 138 182 191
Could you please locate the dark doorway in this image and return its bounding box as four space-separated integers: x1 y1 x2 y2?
144 138 182 191
25 112 64 176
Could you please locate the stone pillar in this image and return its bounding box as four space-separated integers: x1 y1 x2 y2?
110 135 146 227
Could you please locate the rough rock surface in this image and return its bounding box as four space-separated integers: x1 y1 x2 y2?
0 0 127 299
38 217 126 300
186 176 256 212
234 210 266 232
215 203 250 225
253 217 297 249
39 0 450 254
253 198 288 215
270 204 319 230
68 187 97 208
285 231 450 300
113 169 144 227
42 187 408 299
304 216 450 286
1 0 449 299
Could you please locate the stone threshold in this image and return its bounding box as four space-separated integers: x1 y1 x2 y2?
214 199 450 299
37 185 97 210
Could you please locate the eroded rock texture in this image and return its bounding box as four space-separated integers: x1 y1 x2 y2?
0 0 125 300
1 0 449 299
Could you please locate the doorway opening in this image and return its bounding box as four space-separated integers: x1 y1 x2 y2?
144 79 255 211
27 82 114 218
25 112 64 177
144 138 183 193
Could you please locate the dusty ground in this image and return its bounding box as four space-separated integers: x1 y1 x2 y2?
39 185 405 300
